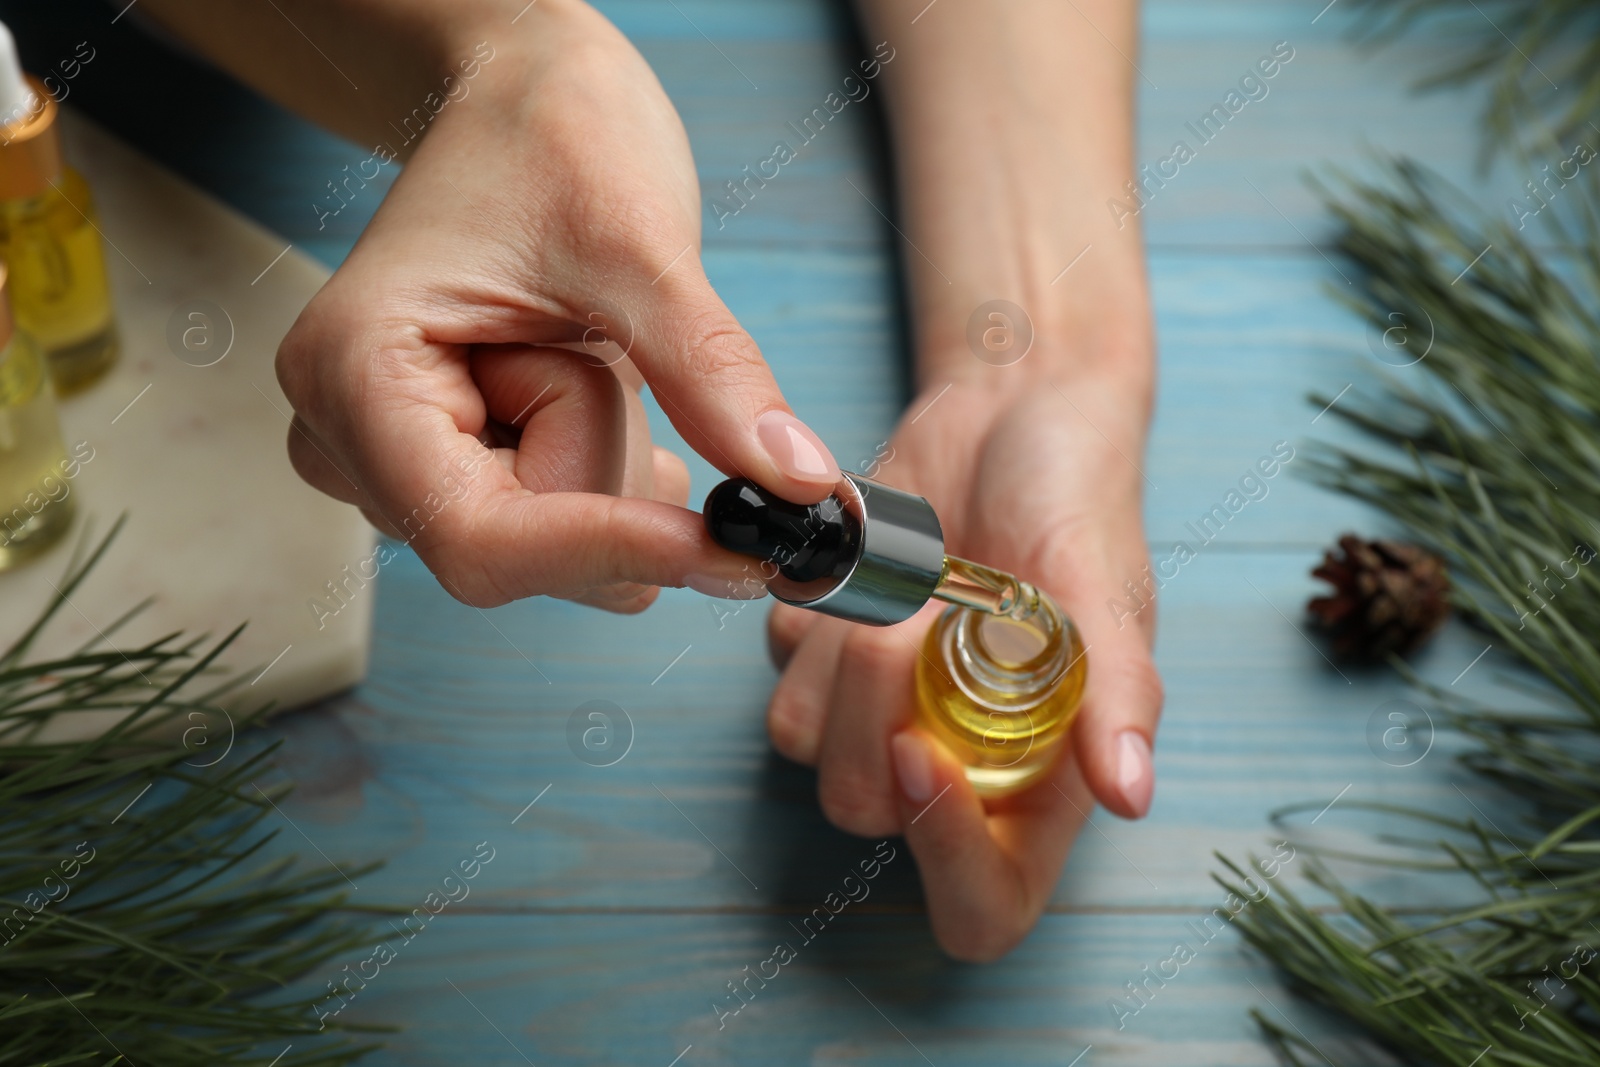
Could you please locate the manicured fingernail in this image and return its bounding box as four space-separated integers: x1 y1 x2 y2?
683 572 768 600
756 410 839 484
1115 730 1154 818
892 731 937 804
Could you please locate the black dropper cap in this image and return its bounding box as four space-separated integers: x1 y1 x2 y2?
702 474 945 625
702 478 861 583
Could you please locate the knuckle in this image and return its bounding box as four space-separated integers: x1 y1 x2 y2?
561 177 683 272
274 330 316 413
435 572 504 610
416 518 504 609
818 767 898 838
766 667 830 752
614 588 661 615
845 628 906 679
563 351 628 399
358 506 401 539
936 917 1026 963
284 426 328 486
283 420 313 465
593 585 659 615
1115 656 1166 721
765 692 816 764
274 300 346 414
765 608 808 669
677 311 763 384
594 496 680 585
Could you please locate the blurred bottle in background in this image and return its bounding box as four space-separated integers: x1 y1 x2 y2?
0 20 116 396
0 262 74 569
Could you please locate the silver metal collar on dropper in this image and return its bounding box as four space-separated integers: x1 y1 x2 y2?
702 473 1039 627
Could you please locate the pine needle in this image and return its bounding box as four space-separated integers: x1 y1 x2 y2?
1222 159 1600 1065
1346 0 1600 165
0 523 386 1065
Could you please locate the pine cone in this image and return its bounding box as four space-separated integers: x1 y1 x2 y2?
1308 535 1451 660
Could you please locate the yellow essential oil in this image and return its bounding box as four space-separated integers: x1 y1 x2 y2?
0 265 74 569
697 474 1090 793
914 590 1087 797
0 71 117 396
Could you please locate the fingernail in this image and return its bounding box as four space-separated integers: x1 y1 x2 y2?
1115 730 1154 818
892 731 937 804
683 572 768 600
756 410 839 484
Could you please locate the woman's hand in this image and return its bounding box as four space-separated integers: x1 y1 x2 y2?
804 0 1155 959
765 353 1161 961
259 0 839 611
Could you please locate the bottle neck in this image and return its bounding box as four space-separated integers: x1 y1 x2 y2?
0 77 62 202
938 591 1078 713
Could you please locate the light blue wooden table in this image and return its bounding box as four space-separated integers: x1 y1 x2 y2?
12 1 1525 1062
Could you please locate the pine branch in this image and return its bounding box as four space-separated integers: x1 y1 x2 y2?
1221 160 1600 1066
0 523 387 1066
1346 0 1600 163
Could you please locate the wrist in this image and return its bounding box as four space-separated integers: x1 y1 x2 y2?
415 0 656 161
885 145 1152 396
420 0 620 109
428 0 602 56
912 247 1155 401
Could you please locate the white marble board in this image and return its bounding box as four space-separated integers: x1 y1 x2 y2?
0 111 376 742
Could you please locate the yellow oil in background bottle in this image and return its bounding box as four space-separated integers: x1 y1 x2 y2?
0 263 74 569
0 23 117 396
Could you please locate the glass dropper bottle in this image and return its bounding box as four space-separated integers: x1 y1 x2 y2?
0 22 119 396
703 475 1087 796
0 261 75 568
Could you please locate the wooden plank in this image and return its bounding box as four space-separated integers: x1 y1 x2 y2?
599 0 1511 250
5 0 1523 259
280 912 1379 1067
254 545 1500 913
4 1 1534 1058
645 38 1505 252
690 245 1393 549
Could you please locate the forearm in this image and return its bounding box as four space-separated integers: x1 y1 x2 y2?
853 0 1151 393
135 0 590 156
